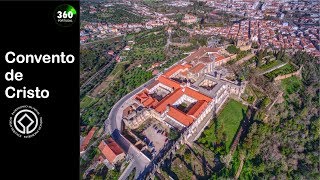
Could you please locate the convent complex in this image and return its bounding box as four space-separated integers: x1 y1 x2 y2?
123 47 246 139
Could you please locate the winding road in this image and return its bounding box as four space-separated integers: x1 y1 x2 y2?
105 76 157 179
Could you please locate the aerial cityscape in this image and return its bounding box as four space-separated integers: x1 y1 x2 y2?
80 0 319 179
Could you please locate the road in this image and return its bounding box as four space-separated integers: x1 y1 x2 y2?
104 52 187 179
80 59 115 90
105 76 157 179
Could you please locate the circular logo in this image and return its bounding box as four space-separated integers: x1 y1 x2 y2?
9 105 42 138
53 4 77 27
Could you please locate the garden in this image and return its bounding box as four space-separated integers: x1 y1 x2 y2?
264 63 297 79
197 99 248 154
281 76 302 95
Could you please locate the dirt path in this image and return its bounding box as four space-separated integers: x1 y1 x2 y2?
267 91 283 111
234 154 245 179
80 59 115 90
235 53 255 65
259 62 287 75
170 42 192 47
91 70 121 96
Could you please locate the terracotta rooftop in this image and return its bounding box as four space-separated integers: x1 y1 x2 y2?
135 90 158 108
199 57 211 63
190 63 206 74
212 53 226 62
185 47 220 63
135 90 149 102
185 48 206 63
143 97 158 107
158 75 181 90
80 127 97 152
131 47 220 128
187 100 208 118
163 64 190 78
98 138 124 164
154 88 184 113
184 87 212 102
168 106 194 126
203 47 220 53
180 71 188 77
146 80 159 90
183 63 193 68
154 86 212 115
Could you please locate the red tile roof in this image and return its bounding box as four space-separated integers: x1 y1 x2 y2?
187 100 208 118
155 88 184 113
105 138 124 155
135 90 158 108
168 106 194 126
183 63 193 68
180 71 188 76
213 53 226 62
158 76 181 90
154 86 212 115
131 47 218 127
146 80 159 90
98 138 124 164
185 48 206 63
163 64 190 77
143 97 158 107
199 57 211 63
80 127 97 152
215 56 225 62
185 87 212 102
163 64 184 77
135 90 149 102
185 47 220 63
190 63 205 74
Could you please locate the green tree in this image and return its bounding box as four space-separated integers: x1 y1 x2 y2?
169 129 179 140
226 45 240 54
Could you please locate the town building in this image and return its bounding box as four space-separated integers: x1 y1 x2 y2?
98 138 125 167
182 14 198 24
80 127 97 154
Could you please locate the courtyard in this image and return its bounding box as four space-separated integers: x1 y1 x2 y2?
142 121 168 153
132 119 169 155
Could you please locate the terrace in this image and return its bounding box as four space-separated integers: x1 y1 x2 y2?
131 119 169 155
193 74 226 98
199 79 217 90
150 87 171 102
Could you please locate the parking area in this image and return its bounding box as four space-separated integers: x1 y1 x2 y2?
142 121 168 154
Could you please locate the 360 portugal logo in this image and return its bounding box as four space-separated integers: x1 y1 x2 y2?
53 4 77 27
9 105 42 138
